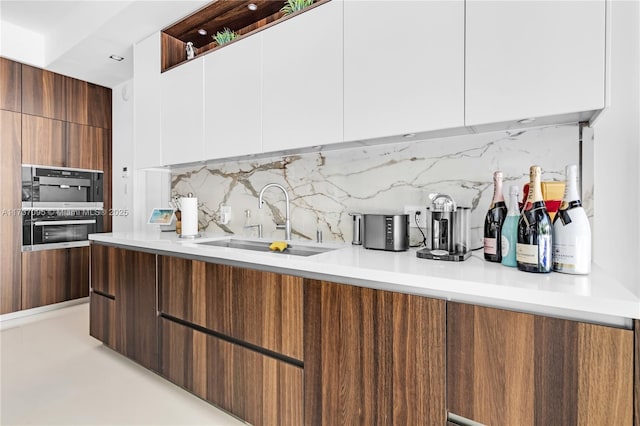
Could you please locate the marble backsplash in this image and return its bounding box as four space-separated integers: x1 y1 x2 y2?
172 124 588 248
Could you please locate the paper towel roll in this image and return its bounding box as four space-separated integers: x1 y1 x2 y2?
180 197 198 236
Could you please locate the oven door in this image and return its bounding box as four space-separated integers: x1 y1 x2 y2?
23 210 103 251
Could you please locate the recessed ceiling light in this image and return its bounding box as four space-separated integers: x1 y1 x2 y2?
198 29 207 35
517 118 535 124
248 3 258 11
109 54 124 62
403 133 416 138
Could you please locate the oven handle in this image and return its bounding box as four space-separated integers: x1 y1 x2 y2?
34 219 97 226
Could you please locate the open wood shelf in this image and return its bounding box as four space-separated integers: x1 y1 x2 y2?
161 0 330 72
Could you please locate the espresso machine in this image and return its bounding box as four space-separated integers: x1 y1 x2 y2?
417 193 471 261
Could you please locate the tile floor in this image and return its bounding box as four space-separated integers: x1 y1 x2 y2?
0 303 246 425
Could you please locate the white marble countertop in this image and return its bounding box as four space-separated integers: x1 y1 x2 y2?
89 231 640 327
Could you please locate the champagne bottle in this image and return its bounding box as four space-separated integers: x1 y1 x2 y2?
501 185 520 267
484 171 507 262
517 165 552 273
553 164 591 274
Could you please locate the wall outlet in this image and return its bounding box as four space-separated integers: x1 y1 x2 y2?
404 205 426 229
219 205 232 225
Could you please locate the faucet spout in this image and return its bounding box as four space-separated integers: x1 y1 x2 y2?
258 183 291 240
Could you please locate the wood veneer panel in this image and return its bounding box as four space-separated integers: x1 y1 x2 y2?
159 256 303 360
21 114 65 167
115 248 158 372
87 83 111 129
447 302 634 426
66 123 105 170
90 243 118 296
66 78 111 129
163 0 284 49
0 110 22 314
89 291 116 347
100 128 112 231
635 319 639 426
304 279 445 425
68 246 90 299
65 76 88 125
161 33 187 72
160 318 303 426
21 246 88 310
21 64 65 121
577 321 633 425
0 57 21 112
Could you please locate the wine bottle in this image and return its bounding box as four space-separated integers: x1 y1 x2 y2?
501 185 520 267
484 171 507 262
517 165 552 273
552 164 591 274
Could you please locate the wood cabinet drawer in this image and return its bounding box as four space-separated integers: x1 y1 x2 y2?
160 318 303 426
159 255 303 361
447 302 633 425
21 246 89 310
304 279 446 425
89 291 115 348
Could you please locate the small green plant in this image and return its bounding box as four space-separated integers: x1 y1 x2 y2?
213 28 237 45
281 0 314 15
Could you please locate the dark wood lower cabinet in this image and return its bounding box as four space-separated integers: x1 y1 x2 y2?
447 302 634 426
90 248 638 426
89 292 115 348
304 279 446 426
160 317 303 426
159 255 303 360
89 244 158 371
21 246 89 310
115 248 157 371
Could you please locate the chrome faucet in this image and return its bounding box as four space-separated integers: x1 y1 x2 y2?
258 183 291 240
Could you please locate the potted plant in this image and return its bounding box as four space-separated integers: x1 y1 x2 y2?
213 28 237 46
281 0 314 15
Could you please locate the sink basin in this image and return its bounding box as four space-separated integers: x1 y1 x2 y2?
196 238 336 257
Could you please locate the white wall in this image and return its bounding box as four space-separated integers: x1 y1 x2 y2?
111 80 135 232
592 0 640 296
0 21 45 67
112 77 172 233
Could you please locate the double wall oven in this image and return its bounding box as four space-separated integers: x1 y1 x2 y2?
22 165 104 251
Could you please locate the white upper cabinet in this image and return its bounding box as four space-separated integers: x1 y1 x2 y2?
204 35 262 160
465 0 606 126
134 32 163 169
343 0 464 141
262 1 344 153
161 57 204 165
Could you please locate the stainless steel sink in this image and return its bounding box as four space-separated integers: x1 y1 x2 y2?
196 238 335 257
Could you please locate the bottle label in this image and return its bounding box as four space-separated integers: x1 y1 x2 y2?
516 238 551 267
501 235 510 257
553 242 589 273
484 237 497 255
517 239 552 268
516 243 538 265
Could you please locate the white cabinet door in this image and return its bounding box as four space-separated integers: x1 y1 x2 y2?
344 1 464 141
134 32 162 169
204 35 262 160
262 1 343 153
465 0 606 126
161 58 204 166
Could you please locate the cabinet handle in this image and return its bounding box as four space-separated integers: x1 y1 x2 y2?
447 412 486 426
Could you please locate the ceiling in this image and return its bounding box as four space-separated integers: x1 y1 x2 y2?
0 0 211 88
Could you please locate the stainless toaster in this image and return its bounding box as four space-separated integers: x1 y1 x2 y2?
363 214 409 252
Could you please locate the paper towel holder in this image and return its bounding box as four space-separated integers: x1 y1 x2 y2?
178 193 201 238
